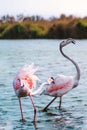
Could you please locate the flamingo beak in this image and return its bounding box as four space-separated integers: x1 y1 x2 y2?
72 40 75 44
21 84 24 89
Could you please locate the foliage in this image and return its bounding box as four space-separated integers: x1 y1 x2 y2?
0 15 87 39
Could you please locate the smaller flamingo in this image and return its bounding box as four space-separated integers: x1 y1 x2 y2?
13 64 40 122
40 38 81 111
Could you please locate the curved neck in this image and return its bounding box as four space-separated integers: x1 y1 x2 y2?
60 46 80 82
31 82 47 96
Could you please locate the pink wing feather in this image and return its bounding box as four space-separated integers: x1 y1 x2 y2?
13 64 39 90
45 74 74 96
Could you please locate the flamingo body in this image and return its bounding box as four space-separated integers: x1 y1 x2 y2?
13 64 39 97
40 38 80 111
43 75 74 97
13 64 39 122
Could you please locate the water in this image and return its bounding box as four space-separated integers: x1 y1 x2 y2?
0 39 87 130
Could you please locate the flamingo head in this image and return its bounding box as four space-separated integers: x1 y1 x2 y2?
60 38 76 48
13 78 24 91
47 77 55 84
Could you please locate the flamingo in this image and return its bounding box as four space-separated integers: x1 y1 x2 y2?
13 63 40 122
39 38 81 111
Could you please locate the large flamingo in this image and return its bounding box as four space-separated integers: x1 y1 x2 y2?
40 38 81 111
13 64 40 122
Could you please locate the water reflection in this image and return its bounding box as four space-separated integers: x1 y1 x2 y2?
33 107 84 130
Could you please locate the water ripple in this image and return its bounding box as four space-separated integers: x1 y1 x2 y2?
0 40 87 129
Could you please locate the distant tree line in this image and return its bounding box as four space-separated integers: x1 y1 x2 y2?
0 14 87 39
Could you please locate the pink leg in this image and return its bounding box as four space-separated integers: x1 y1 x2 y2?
59 96 62 110
19 98 25 122
29 95 36 122
43 97 57 111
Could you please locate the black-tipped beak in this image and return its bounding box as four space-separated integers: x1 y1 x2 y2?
72 40 75 44
21 84 24 89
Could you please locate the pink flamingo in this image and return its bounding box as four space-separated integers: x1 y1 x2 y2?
40 38 81 111
13 64 41 122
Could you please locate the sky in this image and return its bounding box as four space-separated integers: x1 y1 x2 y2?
0 0 87 18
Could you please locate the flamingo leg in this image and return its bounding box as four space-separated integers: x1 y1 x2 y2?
19 98 25 122
29 95 36 122
59 96 62 110
43 97 57 111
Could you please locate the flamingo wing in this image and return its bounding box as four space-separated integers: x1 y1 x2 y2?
13 64 39 97
45 75 74 96
16 64 39 90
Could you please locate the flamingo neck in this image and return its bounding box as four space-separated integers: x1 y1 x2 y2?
60 46 80 86
31 82 47 96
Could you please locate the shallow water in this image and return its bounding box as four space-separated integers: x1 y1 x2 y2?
0 39 87 130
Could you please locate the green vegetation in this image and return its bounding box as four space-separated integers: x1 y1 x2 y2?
0 14 87 39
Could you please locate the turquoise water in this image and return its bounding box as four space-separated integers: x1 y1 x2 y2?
0 39 87 130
